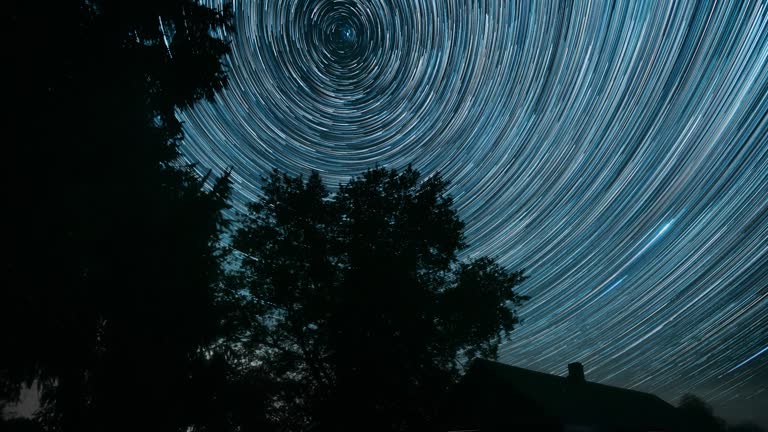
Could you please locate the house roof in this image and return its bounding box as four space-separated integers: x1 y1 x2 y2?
459 358 680 430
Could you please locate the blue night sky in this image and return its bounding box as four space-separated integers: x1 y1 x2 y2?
177 1 768 425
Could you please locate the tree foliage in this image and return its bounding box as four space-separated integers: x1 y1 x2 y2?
4 1 237 431
232 167 529 431
678 393 728 432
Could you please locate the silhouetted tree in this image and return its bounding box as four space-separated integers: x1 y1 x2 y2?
4 1 241 431
678 394 728 432
232 167 530 431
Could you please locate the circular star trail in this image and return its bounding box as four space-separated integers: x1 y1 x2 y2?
180 0 768 421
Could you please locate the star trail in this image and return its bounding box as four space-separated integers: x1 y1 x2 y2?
178 0 768 422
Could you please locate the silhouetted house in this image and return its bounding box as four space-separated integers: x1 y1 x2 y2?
443 359 680 432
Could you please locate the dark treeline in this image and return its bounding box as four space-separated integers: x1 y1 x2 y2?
677 394 765 432
4 2 529 431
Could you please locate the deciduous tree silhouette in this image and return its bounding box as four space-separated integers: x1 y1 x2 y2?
678 394 728 432
232 167 530 431
4 1 242 431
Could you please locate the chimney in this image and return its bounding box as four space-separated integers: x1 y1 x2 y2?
567 362 585 383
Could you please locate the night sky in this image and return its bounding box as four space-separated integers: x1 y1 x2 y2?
178 1 768 425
